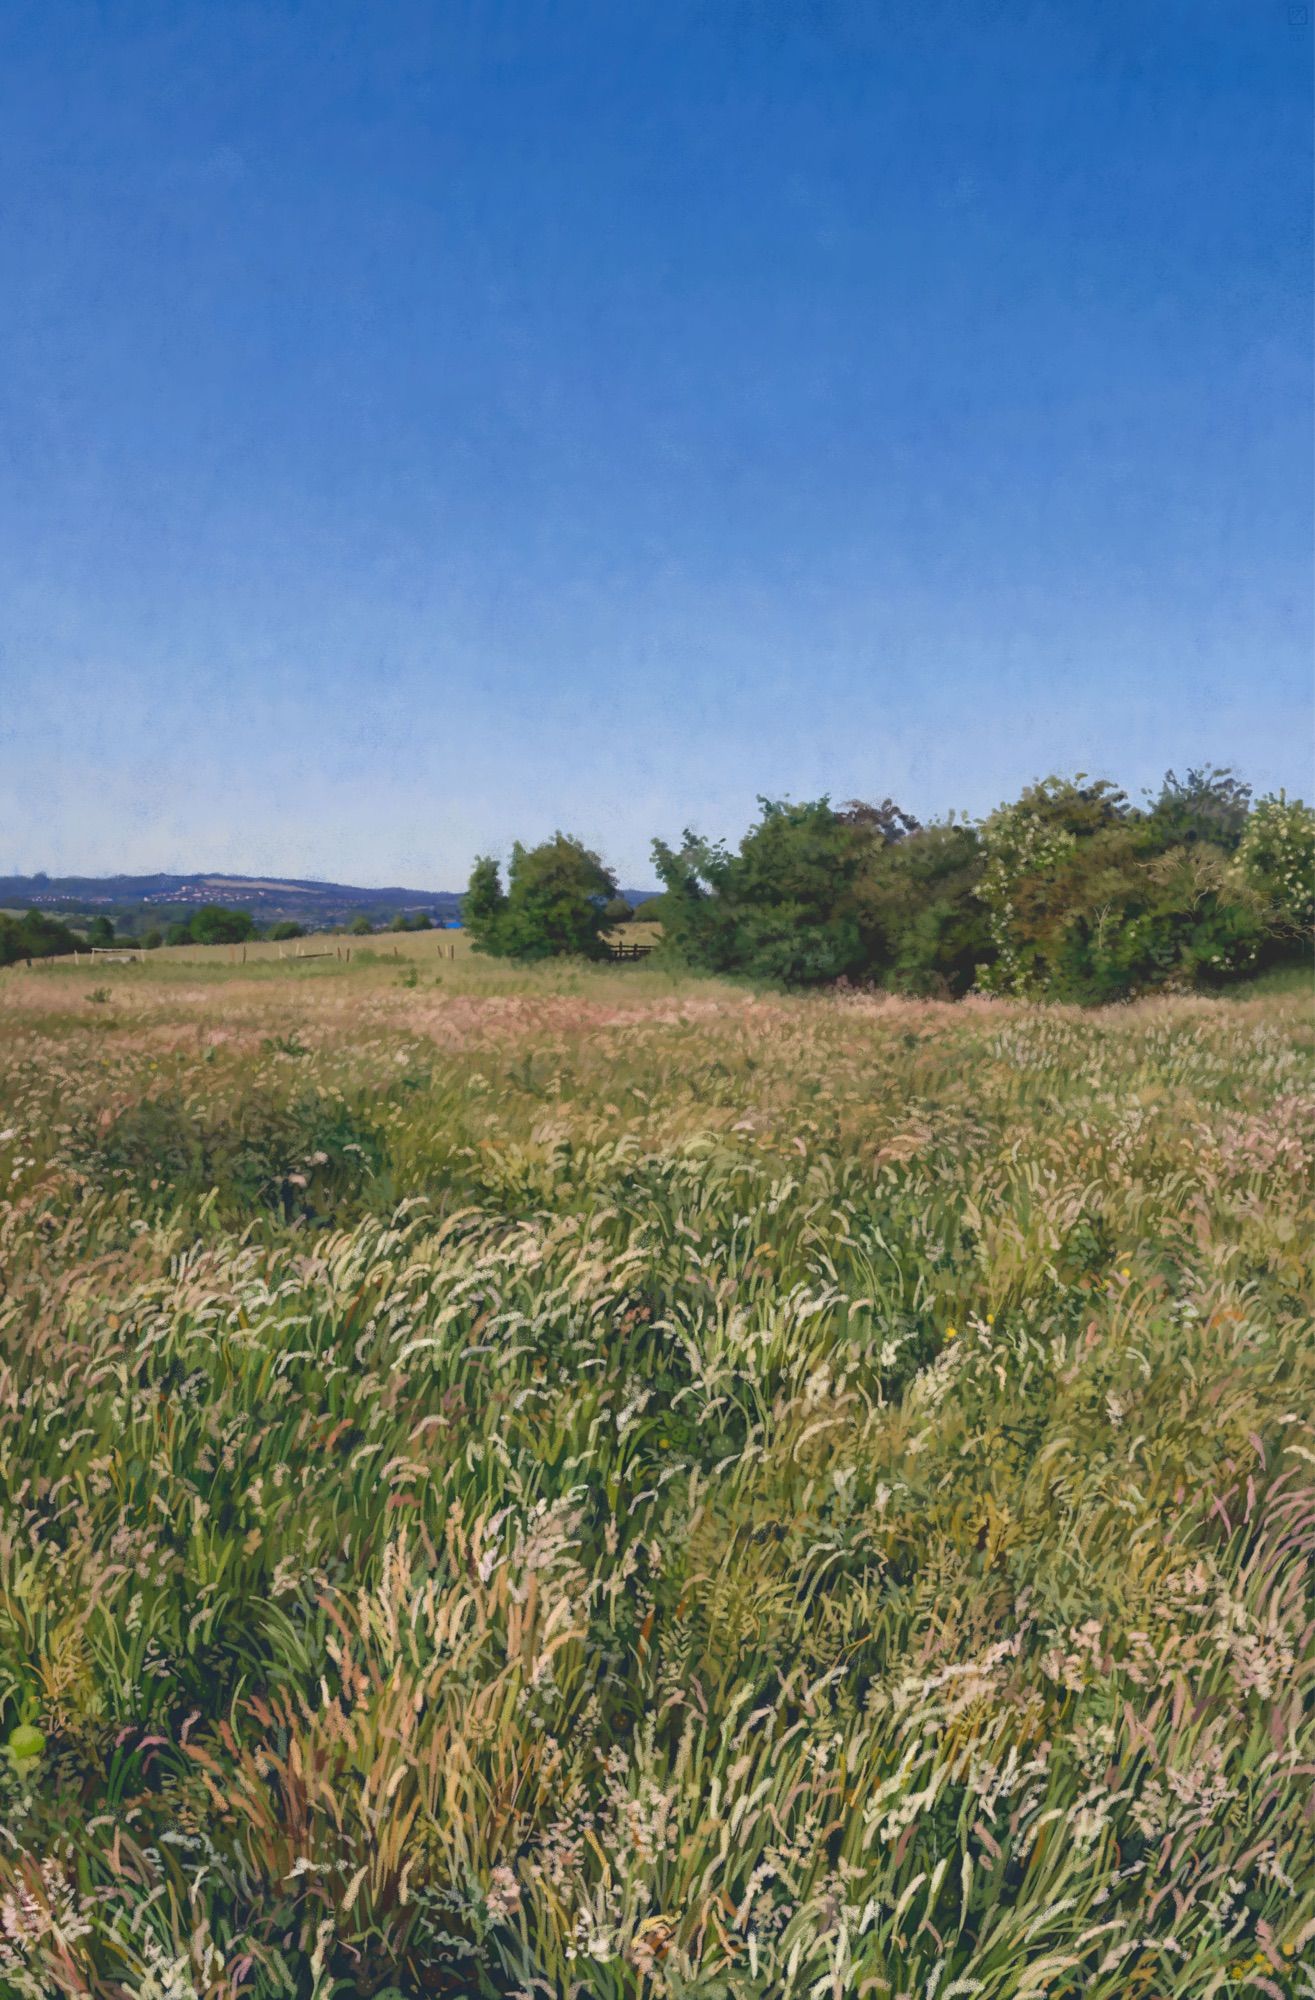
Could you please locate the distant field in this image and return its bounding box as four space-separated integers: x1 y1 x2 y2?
0 953 1311 1997
59 919 664 970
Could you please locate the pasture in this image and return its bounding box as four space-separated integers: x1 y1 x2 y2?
0 951 1311 1998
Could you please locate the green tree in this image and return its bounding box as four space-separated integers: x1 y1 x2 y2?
1232 793 1315 946
347 915 373 937
466 836 618 961
976 774 1273 1001
87 915 115 948
189 906 256 945
140 927 164 951
1148 766 1251 851
654 796 917 986
853 820 990 996
268 921 305 941
602 895 635 926
0 909 78 966
462 855 510 953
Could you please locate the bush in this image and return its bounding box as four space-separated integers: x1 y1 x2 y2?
653 772 1310 1003
269 921 306 941
89 1087 387 1227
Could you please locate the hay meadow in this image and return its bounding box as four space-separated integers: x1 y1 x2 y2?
0 947 1312 1998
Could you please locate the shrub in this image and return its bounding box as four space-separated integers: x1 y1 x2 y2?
88 1087 387 1227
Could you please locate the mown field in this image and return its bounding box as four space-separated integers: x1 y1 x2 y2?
0 953 1312 1999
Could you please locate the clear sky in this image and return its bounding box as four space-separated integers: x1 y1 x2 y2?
1 0 1310 888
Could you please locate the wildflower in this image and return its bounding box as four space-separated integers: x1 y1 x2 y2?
945 1325 958 1340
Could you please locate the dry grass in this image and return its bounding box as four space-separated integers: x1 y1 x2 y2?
0 952 1311 1997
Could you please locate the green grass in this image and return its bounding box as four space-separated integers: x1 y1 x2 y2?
0 957 1311 1997
1229 957 1315 999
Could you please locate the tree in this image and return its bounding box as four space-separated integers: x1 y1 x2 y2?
836 798 921 840
464 857 508 950
189 906 256 945
166 920 192 946
348 915 373 937
410 911 434 930
654 796 918 985
1148 766 1251 851
975 774 1278 1001
87 915 115 948
465 835 618 960
853 820 990 996
602 895 635 926
1232 793 1315 946
268 921 305 941
0 909 78 966
140 928 164 950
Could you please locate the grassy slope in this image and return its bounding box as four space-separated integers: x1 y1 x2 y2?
0 953 1312 1997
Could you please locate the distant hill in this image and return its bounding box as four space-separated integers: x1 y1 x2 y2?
0 872 464 928
0 872 660 931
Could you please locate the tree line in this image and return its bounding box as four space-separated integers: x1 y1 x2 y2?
466 768 1313 1002
0 903 445 966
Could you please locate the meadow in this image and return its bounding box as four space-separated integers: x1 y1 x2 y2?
0 950 1311 1998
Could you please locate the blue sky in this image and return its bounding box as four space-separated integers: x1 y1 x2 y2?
1 0 1310 888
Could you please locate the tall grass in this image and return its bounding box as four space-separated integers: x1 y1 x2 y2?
0 959 1311 1996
